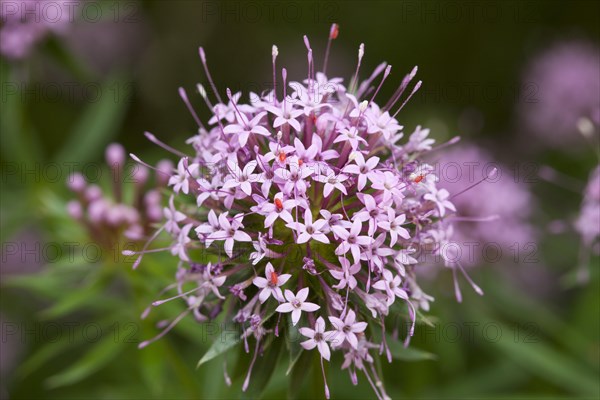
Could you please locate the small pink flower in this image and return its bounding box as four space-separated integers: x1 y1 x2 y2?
168 159 198 194
299 316 334 361
371 170 402 203
195 209 220 237
205 213 252 258
424 187 456 217
353 193 385 236
223 160 259 197
343 152 380 191
333 126 367 150
264 103 304 132
223 111 271 147
378 209 410 246
171 223 193 261
258 193 297 228
288 209 330 244
330 257 360 290
275 287 320 326
163 196 186 234
332 219 373 264
274 163 313 195
328 310 368 349
315 169 348 197
372 269 408 306
253 262 291 303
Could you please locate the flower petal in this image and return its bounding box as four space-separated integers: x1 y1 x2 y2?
301 302 320 312
291 308 302 325
296 287 309 302
276 303 294 313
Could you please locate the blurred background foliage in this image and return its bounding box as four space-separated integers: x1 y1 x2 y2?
1 0 599 399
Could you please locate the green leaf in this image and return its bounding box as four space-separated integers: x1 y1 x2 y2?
416 309 437 328
45 335 126 389
17 337 75 379
44 36 91 81
285 317 303 375
196 328 241 367
39 285 120 319
437 359 527 397
0 66 43 164
492 322 599 396
288 350 313 400
0 190 30 240
53 77 130 164
139 334 168 396
386 334 437 361
487 275 594 360
5 273 69 298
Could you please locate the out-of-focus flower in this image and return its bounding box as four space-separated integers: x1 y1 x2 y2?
133 25 484 399
0 0 71 59
575 165 600 248
519 40 600 146
436 145 535 266
66 143 172 251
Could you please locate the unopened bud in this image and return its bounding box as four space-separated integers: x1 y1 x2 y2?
133 165 149 186
66 200 83 219
105 143 126 169
156 159 174 186
67 172 86 192
84 184 102 202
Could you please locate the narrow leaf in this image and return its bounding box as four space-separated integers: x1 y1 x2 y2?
386 334 437 361
197 329 241 367
45 335 126 388
53 77 129 164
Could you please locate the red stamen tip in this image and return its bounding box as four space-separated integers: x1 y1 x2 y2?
330 23 339 40
274 198 283 210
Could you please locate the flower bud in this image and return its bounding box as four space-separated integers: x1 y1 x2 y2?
132 165 149 186
84 184 102 202
156 159 174 187
67 172 86 193
66 200 83 220
105 143 126 170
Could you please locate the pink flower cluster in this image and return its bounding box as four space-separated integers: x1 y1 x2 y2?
436 144 535 266
0 0 71 59
67 143 172 248
135 25 481 399
519 40 600 146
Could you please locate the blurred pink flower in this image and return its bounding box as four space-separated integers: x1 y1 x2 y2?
436 145 535 265
0 0 71 59
519 40 600 146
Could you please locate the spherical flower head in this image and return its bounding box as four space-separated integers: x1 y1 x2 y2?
137 25 481 399
519 40 600 147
